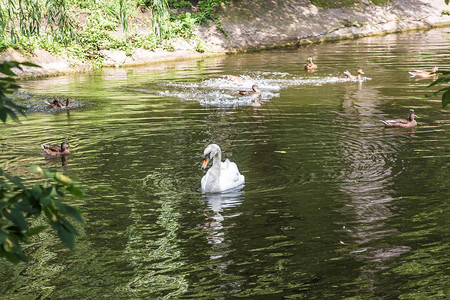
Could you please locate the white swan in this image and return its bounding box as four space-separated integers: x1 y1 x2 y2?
201 144 245 193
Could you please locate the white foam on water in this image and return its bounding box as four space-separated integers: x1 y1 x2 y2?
131 71 371 107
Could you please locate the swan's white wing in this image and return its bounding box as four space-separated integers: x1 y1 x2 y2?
219 160 245 191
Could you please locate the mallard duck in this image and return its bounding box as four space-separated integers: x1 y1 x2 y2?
339 69 364 81
238 84 261 96
222 75 253 84
304 57 317 71
46 97 73 109
408 66 438 78
380 110 417 128
41 141 71 156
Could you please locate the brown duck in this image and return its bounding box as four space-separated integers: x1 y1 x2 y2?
46 97 73 109
238 84 261 96
339 69 364 81
304 57 317 71
222 75 253 84
408 66 438 78
41 141 71 156
380 110 417 128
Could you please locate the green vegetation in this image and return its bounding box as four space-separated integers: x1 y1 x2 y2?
0 61 83 263
427 71 450 108
0 0 228 67
310 0 358 7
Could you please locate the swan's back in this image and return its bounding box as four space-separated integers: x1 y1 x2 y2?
219 159 245 191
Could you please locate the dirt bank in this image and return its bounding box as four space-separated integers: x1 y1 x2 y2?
2 0 449 78
202 0 450 51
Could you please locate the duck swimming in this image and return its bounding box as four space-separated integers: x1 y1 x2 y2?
222 75 253 84
238 84 261 96
408 66 438 78
201 144 245 193
41 141 71 156
46 97 73 109
339 69 364 81
304 57 317 71
380 110 417 128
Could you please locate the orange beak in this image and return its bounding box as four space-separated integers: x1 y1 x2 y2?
202 157 210 169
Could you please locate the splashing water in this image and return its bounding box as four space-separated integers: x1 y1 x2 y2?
127 71 371 107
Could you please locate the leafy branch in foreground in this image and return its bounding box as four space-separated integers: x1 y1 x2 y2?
0 166 84 263
0 60 84 264
427 70 450 108
0 61 39 122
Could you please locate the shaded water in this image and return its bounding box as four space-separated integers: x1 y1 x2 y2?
1 28 449 299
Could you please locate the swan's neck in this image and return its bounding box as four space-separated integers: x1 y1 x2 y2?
211 151 222 174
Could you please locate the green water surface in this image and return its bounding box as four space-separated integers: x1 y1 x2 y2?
0 28 449 299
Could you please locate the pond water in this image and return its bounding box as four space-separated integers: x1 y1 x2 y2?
1 28 449 299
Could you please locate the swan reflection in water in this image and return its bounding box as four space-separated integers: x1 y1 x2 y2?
202 189 244 246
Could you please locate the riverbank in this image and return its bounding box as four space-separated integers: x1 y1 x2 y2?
1 0 449 78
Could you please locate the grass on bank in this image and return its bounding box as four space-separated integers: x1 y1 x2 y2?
0 0 228 67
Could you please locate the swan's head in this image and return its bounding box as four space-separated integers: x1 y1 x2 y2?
357 69 364 75
432 66 438 73
202 144 221 169
307 57 313 63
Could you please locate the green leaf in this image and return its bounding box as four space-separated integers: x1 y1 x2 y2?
64 205 83 223
0 66 16 76
51 220 76 250
40 195 52 207
427 77 448 88
4 174 26 190
66 185 83 198
14 192 34 214
51 200 83 223
31 184 42 199
434 86 450 95
20 62 40 68
60 218 79 236
2 107 19 122
0 109 6 122
26 226 46 237
0 247 27 263
55 173 74 185
0 200 8 210
3 207 29 231
442 90 450 108
0 230 6 243
0 77 16 82
29 164 44 175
